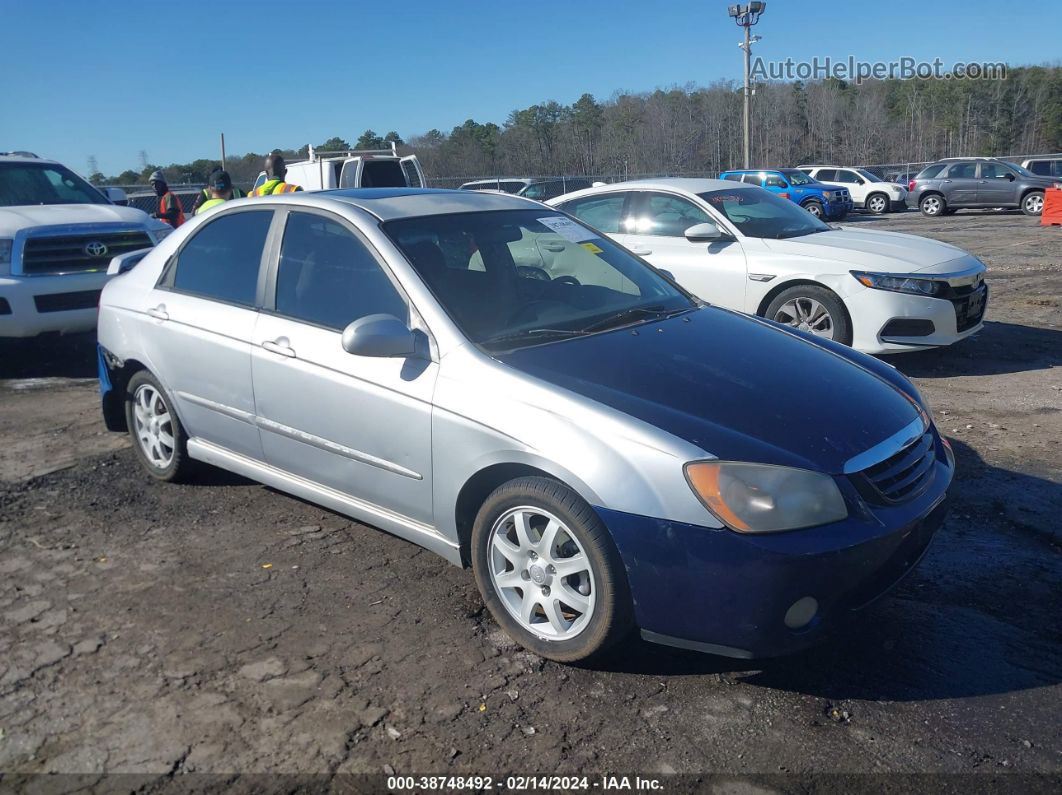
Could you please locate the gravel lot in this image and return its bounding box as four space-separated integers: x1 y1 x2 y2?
0 211 1059 790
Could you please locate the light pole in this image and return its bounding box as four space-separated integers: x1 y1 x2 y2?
728 2 766 169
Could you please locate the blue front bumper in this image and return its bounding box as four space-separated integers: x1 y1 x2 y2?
824 200 854 218
597 459 951 658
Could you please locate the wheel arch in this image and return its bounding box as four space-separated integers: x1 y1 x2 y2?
865 190 889 206
454 462 577 567
755 278 854 342
101 356 151 432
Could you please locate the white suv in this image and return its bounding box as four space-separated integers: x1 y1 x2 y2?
0 154 171 337
797 166 907 214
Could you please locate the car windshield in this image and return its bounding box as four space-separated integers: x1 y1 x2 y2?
0 162 109 207
697 188 831 239
383 209 694 350
857 169 884 182
780 170 816 186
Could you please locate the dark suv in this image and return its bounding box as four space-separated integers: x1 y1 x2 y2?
907 158 1053 217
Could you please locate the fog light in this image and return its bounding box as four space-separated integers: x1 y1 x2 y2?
784 597 818 629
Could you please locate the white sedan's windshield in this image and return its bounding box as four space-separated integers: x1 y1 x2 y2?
698 189 830 239
0 162 108 207
384 209 694 349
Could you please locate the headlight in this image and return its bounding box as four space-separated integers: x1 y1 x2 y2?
684 461 848 533
851 271 945 297
151 226 172 243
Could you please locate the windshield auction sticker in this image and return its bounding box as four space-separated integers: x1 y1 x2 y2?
537 216 598 243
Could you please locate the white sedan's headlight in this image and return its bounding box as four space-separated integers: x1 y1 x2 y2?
685 461 848 533
851 271 946 297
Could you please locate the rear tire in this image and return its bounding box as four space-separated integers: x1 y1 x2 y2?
1022 191 1045 216
125 370 193 482
471 476 633 663
920 194 945 216
865 192 889 215
765 285 853 346
803 200 825 219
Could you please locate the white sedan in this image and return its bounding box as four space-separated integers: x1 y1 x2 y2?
547 179 987 354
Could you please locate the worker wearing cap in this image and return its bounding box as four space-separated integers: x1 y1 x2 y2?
192 168 244 214
251 153 302 196
148 171 185 228
195 170 238 215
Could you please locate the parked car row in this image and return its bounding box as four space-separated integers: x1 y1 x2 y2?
906 157 1057 217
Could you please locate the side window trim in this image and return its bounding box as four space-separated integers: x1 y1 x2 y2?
155 208 275 310
262 207 421 335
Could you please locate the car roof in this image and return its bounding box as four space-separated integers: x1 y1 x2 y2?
246 187 545 221
0 154 60 165
548 177 753 204
460 178 533 185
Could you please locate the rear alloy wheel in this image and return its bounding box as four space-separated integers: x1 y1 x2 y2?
472 477 632 662
803 200 825 219
920 194 945 217
866 193 889 214
1022 191 1045 216
125 370 193 482
765 285 852 346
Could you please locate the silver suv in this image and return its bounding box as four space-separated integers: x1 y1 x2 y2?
906 157 1054 217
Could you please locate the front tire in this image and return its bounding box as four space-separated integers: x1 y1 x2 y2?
125 370 193 482
765 285 853 346
920 194 945 216
865 193 889 214
1022 191 1045 216
471 477 632 663
803 200 825 219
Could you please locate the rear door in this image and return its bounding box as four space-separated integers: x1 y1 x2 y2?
400 155 426 188
941 162 979 204
251 209 437 525
623 191 747 309
143 209 276 459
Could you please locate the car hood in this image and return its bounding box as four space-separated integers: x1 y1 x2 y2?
0 203 159 237
762 227 969 271
496 307 921 474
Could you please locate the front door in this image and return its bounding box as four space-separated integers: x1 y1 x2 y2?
622 191 747 310
977 162 1018 205
250 209 437 525
141 208 276 460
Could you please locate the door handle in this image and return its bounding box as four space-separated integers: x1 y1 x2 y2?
630 247 653 256
542 244 566 252
261 338 295 358
146 304 168 321
942 179 952 183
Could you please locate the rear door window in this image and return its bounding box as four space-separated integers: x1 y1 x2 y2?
946 163 977 179
916 164 947 179
815 169 838 182
742 174 764 186
168 210 273 306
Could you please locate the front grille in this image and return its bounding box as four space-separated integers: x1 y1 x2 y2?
855 431 937 505
21 230 152 275
33 290 102 313
950 283 987 332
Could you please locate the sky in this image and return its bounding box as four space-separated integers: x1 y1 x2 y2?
2 0 1059 176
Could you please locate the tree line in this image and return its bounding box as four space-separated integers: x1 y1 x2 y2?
90 65 1060 186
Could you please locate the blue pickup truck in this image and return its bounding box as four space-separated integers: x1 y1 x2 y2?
718 168 853 220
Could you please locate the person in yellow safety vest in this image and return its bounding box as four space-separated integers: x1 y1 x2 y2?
192 167 244 214
194 170 238 215
251 153 302 196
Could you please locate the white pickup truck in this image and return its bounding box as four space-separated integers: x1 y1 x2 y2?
253 143 426 192
0 153 171 338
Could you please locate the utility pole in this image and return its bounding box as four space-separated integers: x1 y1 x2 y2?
220 133 227 170
728 3 767 169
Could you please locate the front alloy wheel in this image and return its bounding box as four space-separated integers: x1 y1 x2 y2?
471 476 632 662
804 200 825 218
1022 191 1044 216
765 285 853 346
866 194 888 214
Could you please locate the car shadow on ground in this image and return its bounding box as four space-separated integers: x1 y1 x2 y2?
594 439 1061 703
0 332 98 380
882 321 1062 378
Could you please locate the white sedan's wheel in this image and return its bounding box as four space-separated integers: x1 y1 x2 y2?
488 506 596 640
774 297 835 338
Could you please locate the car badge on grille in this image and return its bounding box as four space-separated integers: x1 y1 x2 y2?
84 241 109 258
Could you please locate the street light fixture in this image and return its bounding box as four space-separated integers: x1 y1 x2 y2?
728 2 767 169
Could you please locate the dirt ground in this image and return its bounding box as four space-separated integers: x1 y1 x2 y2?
0 210 1059 791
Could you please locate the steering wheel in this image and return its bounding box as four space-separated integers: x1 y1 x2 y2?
553 275 581 287
516 265 551 281
509 299 571 325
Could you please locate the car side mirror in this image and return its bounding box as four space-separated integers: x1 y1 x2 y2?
685 222 723 242
1005 173 1015 181
107 248 152 275
104 187 128 205
341 314 417 358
